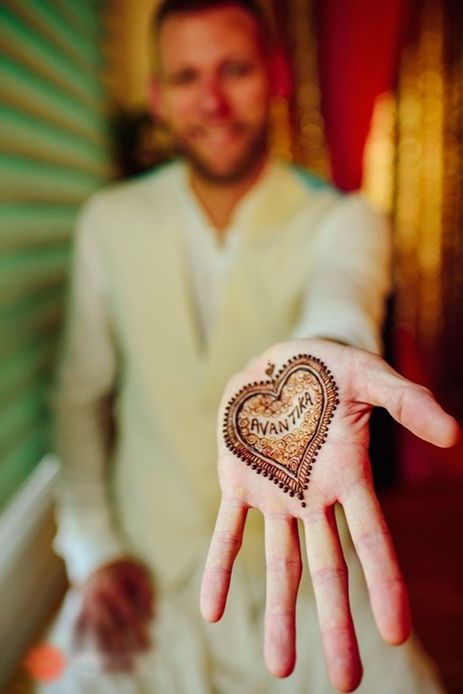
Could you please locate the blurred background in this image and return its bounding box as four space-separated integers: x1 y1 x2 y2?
0 0 462 691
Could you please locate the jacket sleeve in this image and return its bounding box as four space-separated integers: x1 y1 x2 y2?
52 196 126 584
291 193 393 354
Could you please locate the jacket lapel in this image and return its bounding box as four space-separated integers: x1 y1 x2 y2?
199 161 314 405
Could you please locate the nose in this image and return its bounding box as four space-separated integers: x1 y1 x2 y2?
199 76 230 116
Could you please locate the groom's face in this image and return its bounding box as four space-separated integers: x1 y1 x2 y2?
153 5 272 184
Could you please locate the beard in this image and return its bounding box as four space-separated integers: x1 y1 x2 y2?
173 122 269 185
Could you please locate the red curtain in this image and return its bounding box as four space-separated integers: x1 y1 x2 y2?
315 0 463 482
316 0 412 191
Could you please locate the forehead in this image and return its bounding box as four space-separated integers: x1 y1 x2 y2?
157 6 265 72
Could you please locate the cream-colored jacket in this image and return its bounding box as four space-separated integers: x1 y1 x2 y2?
53 159 391 590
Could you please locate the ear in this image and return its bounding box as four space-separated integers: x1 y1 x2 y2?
268 48 293 100
148 77 166 121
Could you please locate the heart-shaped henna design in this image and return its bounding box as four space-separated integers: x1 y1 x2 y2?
223 355 339 507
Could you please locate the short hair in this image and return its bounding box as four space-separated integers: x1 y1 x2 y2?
154 0 269 32
150 0 273 71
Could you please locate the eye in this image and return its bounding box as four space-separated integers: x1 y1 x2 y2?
166 68 198 86
222 60 255 78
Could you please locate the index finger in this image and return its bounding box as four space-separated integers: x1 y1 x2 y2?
200 499 247 622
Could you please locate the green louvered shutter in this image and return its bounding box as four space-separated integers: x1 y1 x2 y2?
0 0 113 510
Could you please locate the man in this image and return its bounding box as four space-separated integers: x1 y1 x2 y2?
49 1 458 692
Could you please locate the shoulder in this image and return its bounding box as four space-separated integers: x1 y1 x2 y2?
278 162 391 252
288 163 337 196
252 160 339 233
77 160 184 231
283 163 385 222
286 162 389 233
320 190 390 236
271 161 341 223
312 191 392 267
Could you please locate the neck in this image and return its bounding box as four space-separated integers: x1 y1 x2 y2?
189 155 269 237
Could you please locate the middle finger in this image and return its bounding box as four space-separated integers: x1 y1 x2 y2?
264 514 302 677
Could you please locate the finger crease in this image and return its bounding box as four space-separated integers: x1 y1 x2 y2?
213 531 242 549
311 566 347 587
355 529 390 553
266 557 302 573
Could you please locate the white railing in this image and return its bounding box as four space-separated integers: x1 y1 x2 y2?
0 456 67 688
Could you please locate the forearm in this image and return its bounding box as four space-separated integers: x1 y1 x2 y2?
291 194 392 354
53 394 125 584
52 194 125 584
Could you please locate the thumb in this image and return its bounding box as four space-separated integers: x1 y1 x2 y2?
358 357 460 448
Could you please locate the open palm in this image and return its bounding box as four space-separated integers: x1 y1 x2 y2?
200 339 459 692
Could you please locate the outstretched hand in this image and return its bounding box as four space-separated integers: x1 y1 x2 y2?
200 339 459 692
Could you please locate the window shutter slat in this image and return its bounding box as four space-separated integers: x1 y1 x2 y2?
0 0 112 510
